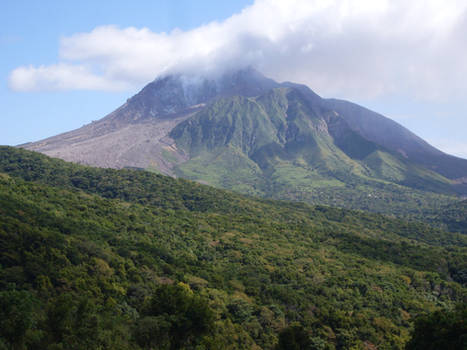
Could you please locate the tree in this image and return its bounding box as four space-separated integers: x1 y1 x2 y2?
0 289 39 350
136 283 215 350
275 324 313 350
405 304 466 350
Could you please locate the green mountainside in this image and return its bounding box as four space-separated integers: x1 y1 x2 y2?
21 69 467 218
0 147 466 349
168 87 461 217
326 98 467 181
425 199 467 234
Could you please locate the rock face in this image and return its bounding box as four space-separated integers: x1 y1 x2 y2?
21 68 467 202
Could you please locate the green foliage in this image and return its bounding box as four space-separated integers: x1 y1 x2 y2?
275 324 313 350
41 294 105 350
164 89 463 219
405 304 467 350
424 199 467 234
0 289 39 350
0 147 466 349
136 283 215 349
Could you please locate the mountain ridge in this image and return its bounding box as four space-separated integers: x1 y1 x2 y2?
20 68 467 210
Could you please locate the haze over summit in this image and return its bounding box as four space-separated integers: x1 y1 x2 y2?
2 0 467 158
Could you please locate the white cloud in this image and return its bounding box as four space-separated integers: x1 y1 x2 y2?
9 63 129 91
8 0 467 100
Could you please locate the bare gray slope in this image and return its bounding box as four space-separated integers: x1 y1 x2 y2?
21 108 196 173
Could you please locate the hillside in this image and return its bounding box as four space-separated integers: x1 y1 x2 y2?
168 87 463 216
424 199 467 234
20 69 467 216
0 147 466 349
326 98 467 181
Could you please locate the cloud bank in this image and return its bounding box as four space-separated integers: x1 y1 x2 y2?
9 0 467 99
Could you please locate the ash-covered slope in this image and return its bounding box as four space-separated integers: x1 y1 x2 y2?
21 68 467 206
21 68 278 173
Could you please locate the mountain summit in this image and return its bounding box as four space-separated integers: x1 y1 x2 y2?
21 68 467 211
111 67 280 124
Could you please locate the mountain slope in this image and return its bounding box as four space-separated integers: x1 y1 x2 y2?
168 87 462 216
0 147 466 349
424 199 467 234
20 68 279 172
20 69 467 214
326 98 467 181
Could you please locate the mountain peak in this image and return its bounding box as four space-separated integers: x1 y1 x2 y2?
21 69 467 198
120 67 280 121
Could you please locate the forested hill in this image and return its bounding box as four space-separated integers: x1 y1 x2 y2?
426 199 467 234
1 146 465 237
0 146 466 349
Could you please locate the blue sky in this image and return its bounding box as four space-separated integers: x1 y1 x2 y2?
1 0 252 146
2 0 467 158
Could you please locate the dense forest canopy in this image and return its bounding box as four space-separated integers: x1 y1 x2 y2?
0 147 465 349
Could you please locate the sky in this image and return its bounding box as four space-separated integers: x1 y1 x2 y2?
2 0 467 158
